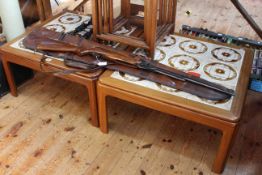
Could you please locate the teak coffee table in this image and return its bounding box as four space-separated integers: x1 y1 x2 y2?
97 34 253 173
0 12 102 126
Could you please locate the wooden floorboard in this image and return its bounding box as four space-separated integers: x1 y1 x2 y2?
0 0 262 174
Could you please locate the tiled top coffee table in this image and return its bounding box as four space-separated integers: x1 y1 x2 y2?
0 11 102 126
97 34 253 173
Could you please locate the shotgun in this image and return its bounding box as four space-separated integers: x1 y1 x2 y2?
23 28 235 101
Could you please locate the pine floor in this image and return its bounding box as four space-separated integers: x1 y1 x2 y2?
0 0 262 175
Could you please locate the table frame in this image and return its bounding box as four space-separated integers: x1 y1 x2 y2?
97 36 253 173
0 12 102 127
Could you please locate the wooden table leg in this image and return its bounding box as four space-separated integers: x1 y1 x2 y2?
86 80 99 127
2 59 18 97
98 84 109 133
212 124 237 174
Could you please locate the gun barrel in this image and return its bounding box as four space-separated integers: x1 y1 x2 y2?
137 59 235 96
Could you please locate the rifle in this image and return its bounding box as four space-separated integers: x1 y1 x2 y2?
23 28 235 101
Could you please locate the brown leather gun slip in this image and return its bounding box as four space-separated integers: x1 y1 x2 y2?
22 28 235 101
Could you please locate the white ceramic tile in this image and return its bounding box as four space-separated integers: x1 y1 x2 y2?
111 35 246 111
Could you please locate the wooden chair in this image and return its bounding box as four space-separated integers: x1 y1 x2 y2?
36 0 90 22
36 0 53 21
92 0 177 57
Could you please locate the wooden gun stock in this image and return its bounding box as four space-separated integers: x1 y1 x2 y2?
37 42 80 53
231 0 262 39
37 37 140 65
80 47 140 66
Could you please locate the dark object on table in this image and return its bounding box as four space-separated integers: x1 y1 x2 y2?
181 25 262 49
67 16 93 39
22 28 234 101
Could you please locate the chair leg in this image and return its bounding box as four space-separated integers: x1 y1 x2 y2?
98 84 109 133
87 80 99 127
2 59 18 97
212 124 237 174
